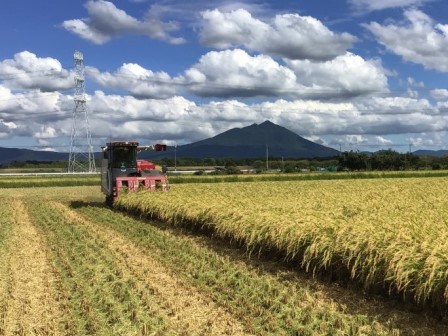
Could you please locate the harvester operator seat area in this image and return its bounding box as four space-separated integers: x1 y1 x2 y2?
111 146 136 169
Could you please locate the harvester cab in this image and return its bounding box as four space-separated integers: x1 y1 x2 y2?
101 141 168 206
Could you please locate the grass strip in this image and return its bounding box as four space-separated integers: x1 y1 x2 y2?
0 175 99 188
1 170 445 188
168 170 448 184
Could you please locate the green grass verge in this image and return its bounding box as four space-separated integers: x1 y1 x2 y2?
167 170 448 184
0 175 100 188
1 170 445 188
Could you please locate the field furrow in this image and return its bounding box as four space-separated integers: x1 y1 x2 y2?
50 200 250 336
1 198 70 336
75 201 415 335
0 198 13 335
27 198 172 336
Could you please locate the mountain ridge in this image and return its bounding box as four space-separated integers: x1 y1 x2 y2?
0 121 447 163
0 147 68 165
168 120 339 159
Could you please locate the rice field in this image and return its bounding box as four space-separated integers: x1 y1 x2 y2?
0 178 447 335
116 178 448 309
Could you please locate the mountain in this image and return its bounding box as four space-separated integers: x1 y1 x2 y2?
2 121 446 163
143 120 339 159
0 147 68 165
413 150 448 157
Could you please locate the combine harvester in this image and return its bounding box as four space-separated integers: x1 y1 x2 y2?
101 141 168 206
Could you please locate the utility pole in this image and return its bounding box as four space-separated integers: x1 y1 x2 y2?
407 143 412 170
266 144 269 171
174 144 177 171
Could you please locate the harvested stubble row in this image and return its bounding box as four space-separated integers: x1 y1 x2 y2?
116 178 448 309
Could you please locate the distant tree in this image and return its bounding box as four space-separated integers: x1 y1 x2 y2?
405 153 420 169
224 159 236 168
432 163 442 170
440 155 448 168
226 166 240 174
338 151 368 171
252 160 265 172
202 157 216 166
283 163 297 173
160 157 174 167
371 149 403 170
416 156 433 169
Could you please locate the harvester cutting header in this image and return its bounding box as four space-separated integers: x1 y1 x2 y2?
101 141 168 206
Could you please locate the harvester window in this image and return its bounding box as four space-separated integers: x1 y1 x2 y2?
112 147 136 168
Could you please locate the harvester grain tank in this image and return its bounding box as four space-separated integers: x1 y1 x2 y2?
101 141 168 206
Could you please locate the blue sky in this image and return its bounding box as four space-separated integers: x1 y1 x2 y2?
1 0 448 153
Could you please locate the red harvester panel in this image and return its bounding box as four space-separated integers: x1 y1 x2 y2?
114 175 168 200
137 160 156 171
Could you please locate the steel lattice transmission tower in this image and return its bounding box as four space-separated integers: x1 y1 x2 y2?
68 51 96 173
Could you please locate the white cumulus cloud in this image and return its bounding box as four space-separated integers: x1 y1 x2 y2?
199 9 357 61
349 0 431 12
87 63 178 99
364 9 448 72
0 51 72 92
431 89 448 101
285 52 388 98
62 0 185 45
182 49 298 98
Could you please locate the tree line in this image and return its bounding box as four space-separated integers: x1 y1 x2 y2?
1 150 447 172
155 149 448 172
337 149 448 171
